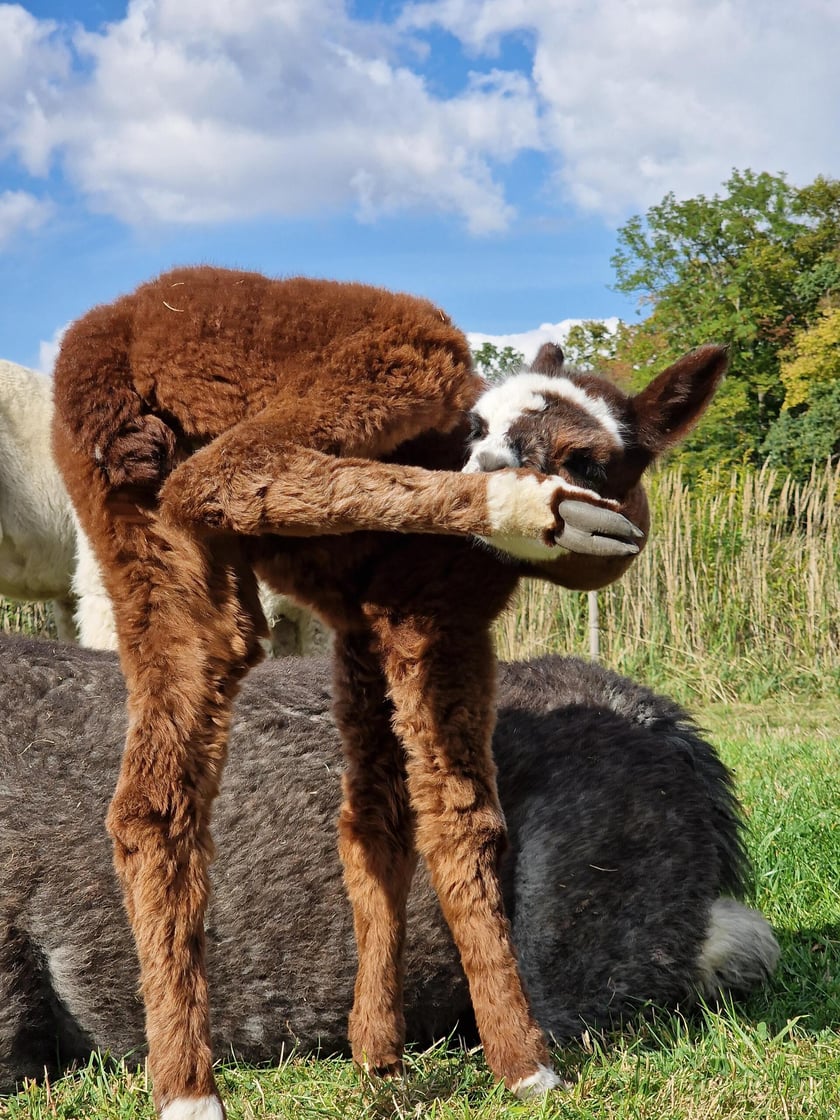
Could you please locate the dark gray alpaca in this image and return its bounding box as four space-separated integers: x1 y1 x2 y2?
0 635 778 1092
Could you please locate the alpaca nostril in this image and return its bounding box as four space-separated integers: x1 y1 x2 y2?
476 446 518 472
479 451 503 471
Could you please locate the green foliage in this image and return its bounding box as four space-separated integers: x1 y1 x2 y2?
761 380 840 478
0 597 55 638
778 306 840 409
757 306 840 477
470 341 525 383
562 320 619 369
609 170 840 474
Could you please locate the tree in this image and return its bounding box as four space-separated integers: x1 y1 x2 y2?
609 170 840 472
761 307 840 476
777 306 840 409
563 320 620 371
761 381 840 477
471 342 525 382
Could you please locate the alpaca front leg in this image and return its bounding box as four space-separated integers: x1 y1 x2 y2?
332 633 416 1074
377 619 560 1098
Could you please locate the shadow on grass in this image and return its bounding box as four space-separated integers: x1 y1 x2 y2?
743 922 840 1034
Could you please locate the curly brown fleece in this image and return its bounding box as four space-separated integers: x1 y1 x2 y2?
51 265 726 1114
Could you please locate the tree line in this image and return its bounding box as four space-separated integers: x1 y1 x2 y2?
473 170 840 480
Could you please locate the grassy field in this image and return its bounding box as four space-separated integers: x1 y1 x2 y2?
2 462 838 1117
4 697 838 1120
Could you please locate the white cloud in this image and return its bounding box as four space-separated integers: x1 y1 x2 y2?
1 0 540 233
2 0 838 237
0 189 54 248
468 317 619 364
404 0 840 215
0 6 71 175
38 321 68 374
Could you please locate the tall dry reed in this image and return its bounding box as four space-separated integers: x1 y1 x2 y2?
0 597 55 638
4 464 837 702
495 462 839 702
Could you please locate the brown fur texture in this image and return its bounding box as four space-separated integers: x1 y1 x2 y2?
51 266 726 1113
0 636 779 1094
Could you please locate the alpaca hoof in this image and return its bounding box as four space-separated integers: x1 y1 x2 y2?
360 1058 405 1079
554 499 643 557
479 471 641 561
510 1064 564 1099
159 1095 226 1120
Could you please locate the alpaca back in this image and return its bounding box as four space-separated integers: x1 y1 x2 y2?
493 657 749 1032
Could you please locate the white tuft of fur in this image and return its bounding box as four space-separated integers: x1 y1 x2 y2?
511 1063 563 1099
160 1095 225 1120
477 531 566 562
695 898 780 998
481 472 597 560
71 516 120 650
543 377 625 444
486 472 592 534
464 371 623 474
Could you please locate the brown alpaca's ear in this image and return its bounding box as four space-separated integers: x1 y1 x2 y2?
530 342 565 376
631 344 728 455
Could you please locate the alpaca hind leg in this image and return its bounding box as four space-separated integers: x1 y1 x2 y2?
375 616 558 1098
71 513 119 649
86 515 263 1118
0 920 63 1090
50 596 79 643
155 414 634 553
332 631 416 1073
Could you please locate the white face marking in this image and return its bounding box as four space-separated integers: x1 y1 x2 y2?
463 372 624 474
464 375 548 473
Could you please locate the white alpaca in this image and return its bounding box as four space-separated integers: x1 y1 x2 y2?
0 358 328 654
0 360 78 640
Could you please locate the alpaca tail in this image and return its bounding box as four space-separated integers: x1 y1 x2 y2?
695 897 780 999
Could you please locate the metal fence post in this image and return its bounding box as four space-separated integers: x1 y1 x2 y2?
588 589 600 661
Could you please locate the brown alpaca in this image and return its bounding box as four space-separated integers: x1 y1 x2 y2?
52 266 726 1119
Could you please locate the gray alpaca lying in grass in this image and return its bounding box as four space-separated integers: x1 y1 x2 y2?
0 635 778 1092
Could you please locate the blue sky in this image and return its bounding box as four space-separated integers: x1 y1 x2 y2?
2 0 838 370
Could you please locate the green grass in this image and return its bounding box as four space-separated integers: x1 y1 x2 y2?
4 698 839 1120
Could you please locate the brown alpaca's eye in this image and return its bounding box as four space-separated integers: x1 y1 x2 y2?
564 451 607 487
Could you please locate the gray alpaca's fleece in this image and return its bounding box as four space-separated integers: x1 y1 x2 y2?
0 635 778 1091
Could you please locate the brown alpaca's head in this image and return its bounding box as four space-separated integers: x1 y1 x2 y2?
464 341 727 589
